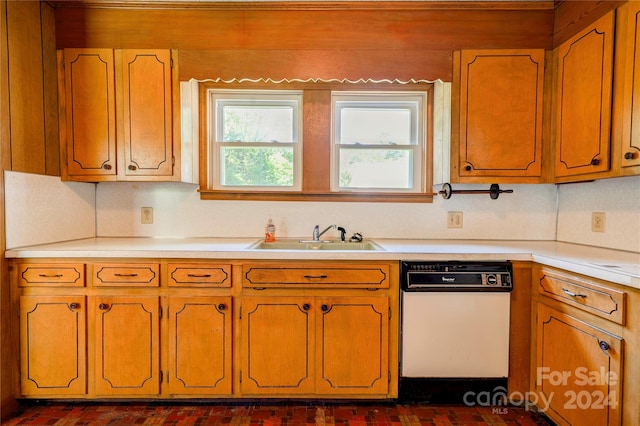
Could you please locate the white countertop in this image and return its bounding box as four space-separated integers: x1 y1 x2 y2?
5 237 640 289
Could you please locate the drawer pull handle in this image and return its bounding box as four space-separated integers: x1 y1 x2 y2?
302 303 311 311
39 273 63 278
562 288 587 298
304 275 328 280
69 303 80 310
98 303 109 310
187 274 212 278
114 273 138 277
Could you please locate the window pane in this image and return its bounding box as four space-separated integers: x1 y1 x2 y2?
338 148 413 189
221 146 294 186
339 107 413 145
222 105 294 143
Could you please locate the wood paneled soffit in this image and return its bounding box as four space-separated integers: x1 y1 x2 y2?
53 6 554 51
47 1 555 12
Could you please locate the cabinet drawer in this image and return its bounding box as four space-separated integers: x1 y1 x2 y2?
538 268 625 324
168 263 231 287
243 263 389 288
18 263 85 287
94 263 160 287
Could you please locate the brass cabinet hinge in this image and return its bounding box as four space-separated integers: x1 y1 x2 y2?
388 371 391 383
172 156 175 166
388 307 391 320
239 306 242 319
160 370 163 384
239 370 242 383
159 306 163 319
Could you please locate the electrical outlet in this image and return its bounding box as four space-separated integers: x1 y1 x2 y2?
591 212 605 233
141 207 153 224
447 211 463 228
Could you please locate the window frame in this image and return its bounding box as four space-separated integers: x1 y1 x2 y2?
330 91 427 193
199 81 435 203
207 89 303 191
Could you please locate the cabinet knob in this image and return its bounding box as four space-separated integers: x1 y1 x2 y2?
128 164 137 171
599 341 610 352
98 303 109 310
591 158 600 166
69 302 80 310
302 303 310 311
103 164 112 170
217 303 226 311
465 165 472 171
321 304 329 312
625 151 636 160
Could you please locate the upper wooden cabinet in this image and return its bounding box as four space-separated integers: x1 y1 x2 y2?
554 11 615 181
614 2 640 175
60 48 178 182
452 49 545 183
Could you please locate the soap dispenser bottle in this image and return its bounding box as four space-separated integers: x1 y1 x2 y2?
265 217 276 242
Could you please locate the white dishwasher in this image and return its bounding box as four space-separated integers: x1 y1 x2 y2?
399 261 512 400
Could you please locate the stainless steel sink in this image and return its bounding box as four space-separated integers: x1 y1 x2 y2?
249 239 385 251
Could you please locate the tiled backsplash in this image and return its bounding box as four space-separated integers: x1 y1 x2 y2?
5 170 639 253
4 171 96 249
94 181 557 241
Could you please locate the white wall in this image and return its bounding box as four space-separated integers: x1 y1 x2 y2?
95 181 558 241
556 176 640 253
4 171 96 249
5 170 638 253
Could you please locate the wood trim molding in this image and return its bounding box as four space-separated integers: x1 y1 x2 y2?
47 1 555 11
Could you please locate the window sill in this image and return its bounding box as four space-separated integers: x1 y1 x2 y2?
199 189 435 203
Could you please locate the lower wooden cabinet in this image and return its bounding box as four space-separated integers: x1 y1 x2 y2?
15 259 397 399
94 296 160 396
168 296 232 395
535 303 622 426
20 296 87 396
241 296 389 396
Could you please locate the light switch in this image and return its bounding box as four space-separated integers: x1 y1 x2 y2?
141 207 153 224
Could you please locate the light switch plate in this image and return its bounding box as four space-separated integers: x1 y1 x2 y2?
447 211 463 228
591 212 605 233
141 207 153 224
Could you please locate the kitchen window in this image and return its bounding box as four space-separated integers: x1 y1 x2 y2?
199 81 437 202
331 92 426 193
207 90 303 191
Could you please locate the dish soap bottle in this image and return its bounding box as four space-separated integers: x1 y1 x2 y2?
265 217 276 242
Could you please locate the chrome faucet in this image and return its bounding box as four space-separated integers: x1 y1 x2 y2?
313 224 336 241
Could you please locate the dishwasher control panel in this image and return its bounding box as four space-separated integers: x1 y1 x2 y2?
400 261 512 292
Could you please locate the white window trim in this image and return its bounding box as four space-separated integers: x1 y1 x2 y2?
207 89 303 191
330 91 427 193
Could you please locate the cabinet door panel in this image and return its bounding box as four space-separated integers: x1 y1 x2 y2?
64 49 116 176
555 12 614 178
168 297 232 395
241 297 314 394
619 2 640 171
95 296 159 395
459 49 544 178
122 50 173 176
20 296 86 396
316 297 388 394
537 303 622 426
